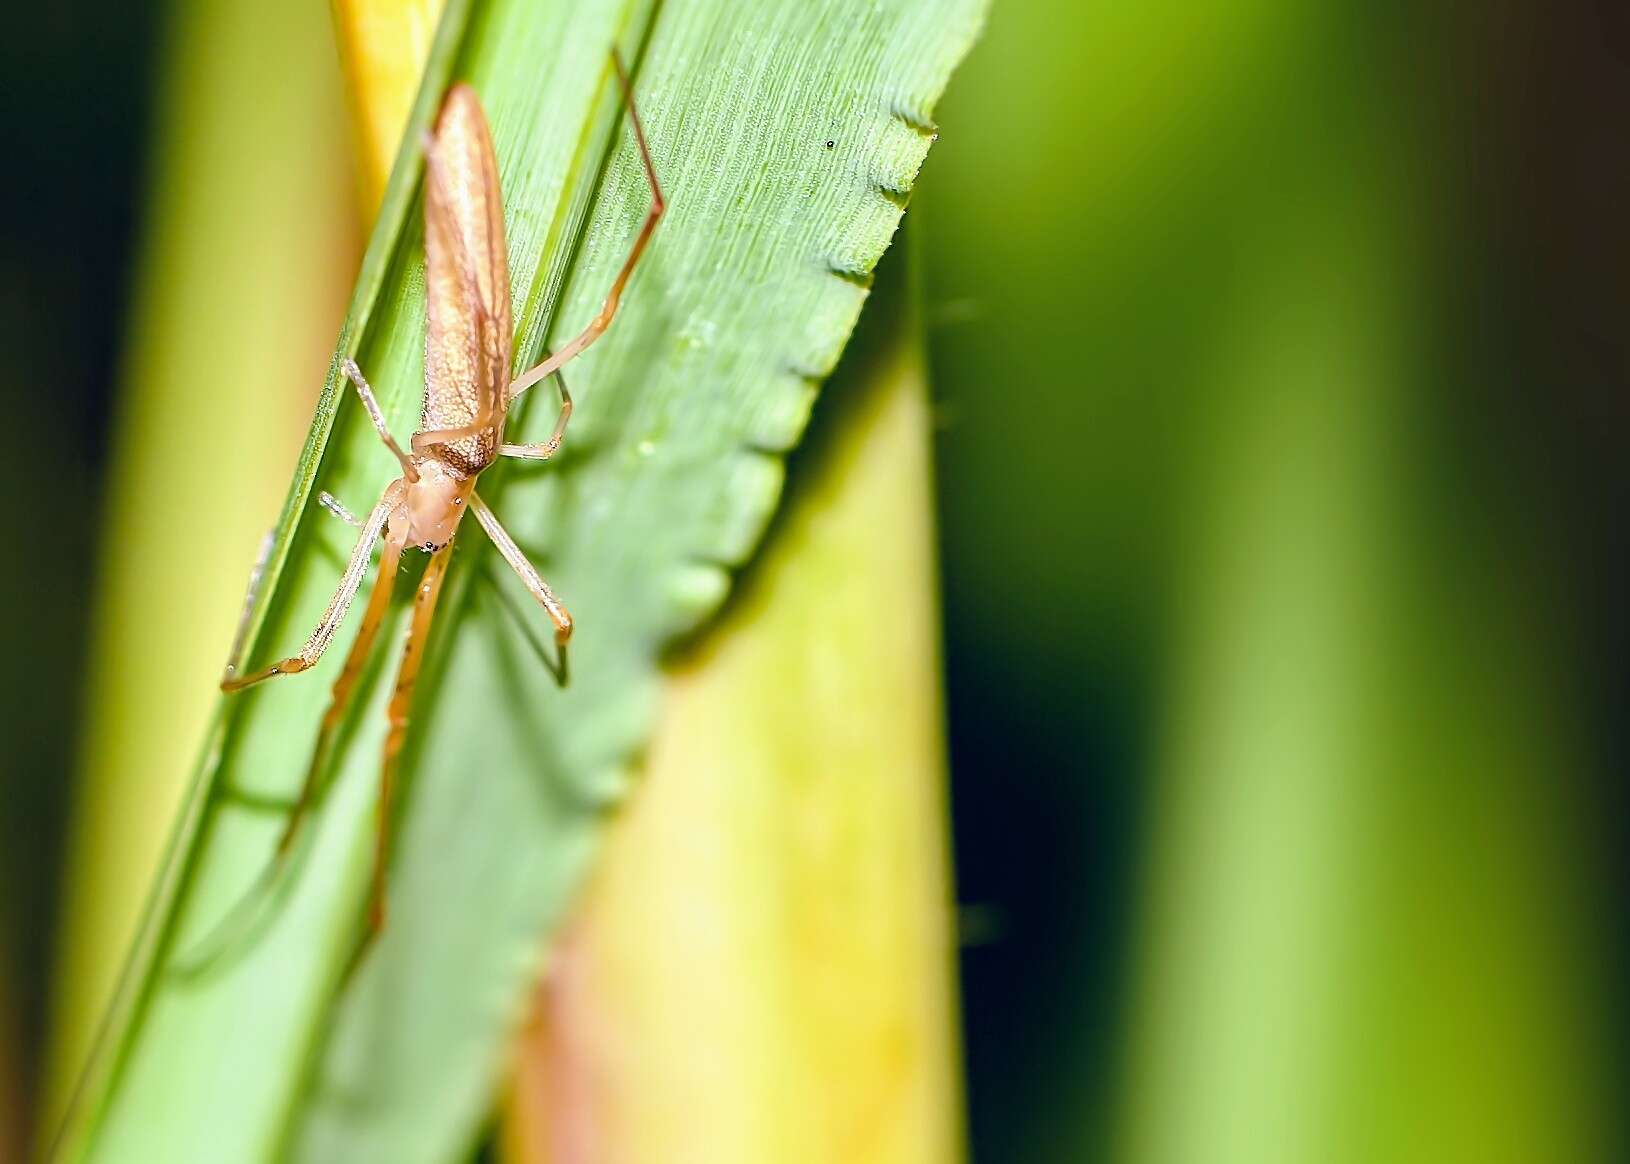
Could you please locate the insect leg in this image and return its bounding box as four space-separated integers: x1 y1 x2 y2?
221 480 404 691
410 418 492 455
498 367 572 460
318 491 363 527
467 490 571 684
272 526 408 859
184 522 408 972
371 542 453 931
506 50 665 403
342 358 418 479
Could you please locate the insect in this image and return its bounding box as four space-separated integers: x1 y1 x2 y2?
220 56 664 932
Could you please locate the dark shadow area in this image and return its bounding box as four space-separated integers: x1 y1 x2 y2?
0 2 161 1153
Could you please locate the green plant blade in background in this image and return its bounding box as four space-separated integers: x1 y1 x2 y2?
43 0 357 1150
1116 185 1613 1164
921 2 1622 1160
1113 100 1613 1164
56 0 984 1160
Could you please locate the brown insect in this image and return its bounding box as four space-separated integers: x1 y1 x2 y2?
220 57 664 931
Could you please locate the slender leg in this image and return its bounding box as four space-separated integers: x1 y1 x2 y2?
468 491 571 683
222 480 404 691
318 491 362 527
499 367 572 460
273 528 408 857
343 358 418 479
507 51 665 404
371 542 453 930
411 416 495 456
183 520 409 973
409 397 514 456
318 493 393 578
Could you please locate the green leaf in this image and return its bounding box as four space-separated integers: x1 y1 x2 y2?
57 0 984 1159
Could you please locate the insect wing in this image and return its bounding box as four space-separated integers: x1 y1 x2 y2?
422 84 514 457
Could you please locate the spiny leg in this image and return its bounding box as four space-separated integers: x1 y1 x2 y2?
342 358 418 479
499 366 572 461
221 480 404 691
506 50 665 404
371 543 453 931
467 491 571 684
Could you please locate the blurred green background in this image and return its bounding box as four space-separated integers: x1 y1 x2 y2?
0 3 154 1155
3 0 1627 1161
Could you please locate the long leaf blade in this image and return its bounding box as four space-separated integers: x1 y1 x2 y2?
64 1 984 1159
